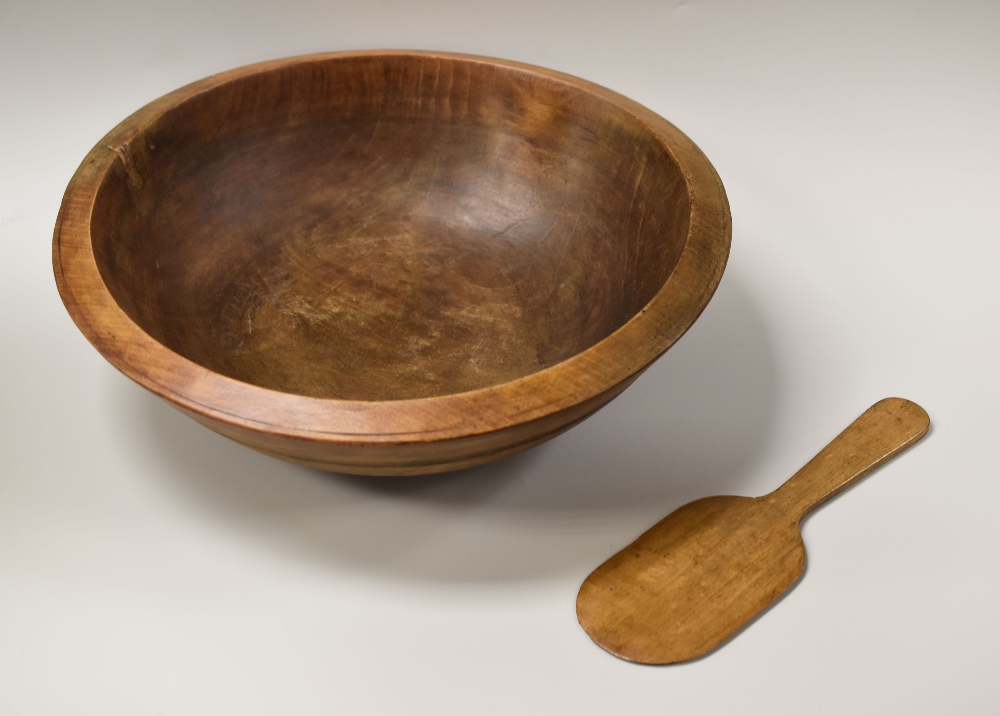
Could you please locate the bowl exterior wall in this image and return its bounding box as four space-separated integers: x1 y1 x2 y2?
177 376 637 475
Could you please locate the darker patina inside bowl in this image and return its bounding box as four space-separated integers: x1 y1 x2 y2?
90 57 690 401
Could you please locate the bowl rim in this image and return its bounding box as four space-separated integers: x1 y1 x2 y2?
53 49 731 447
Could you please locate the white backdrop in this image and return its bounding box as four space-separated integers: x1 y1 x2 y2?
2 1 998 713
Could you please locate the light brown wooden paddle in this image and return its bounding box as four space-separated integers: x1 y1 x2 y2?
577 397 929 664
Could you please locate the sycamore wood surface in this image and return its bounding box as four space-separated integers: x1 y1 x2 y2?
577 398 930 664
53 51 731 475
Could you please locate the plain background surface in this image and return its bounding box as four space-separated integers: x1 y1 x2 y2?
2 1 998 713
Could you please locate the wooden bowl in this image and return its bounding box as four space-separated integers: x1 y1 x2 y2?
54 51 730 475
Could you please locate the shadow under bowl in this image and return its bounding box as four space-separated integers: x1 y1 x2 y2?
54 51 730 475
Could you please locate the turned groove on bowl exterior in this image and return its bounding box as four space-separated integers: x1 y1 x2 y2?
53 51 731 475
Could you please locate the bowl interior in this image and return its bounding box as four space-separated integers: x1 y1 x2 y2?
90 56 691 401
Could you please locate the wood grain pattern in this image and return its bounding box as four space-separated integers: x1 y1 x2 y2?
577 398 930 664
53 51 731 475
